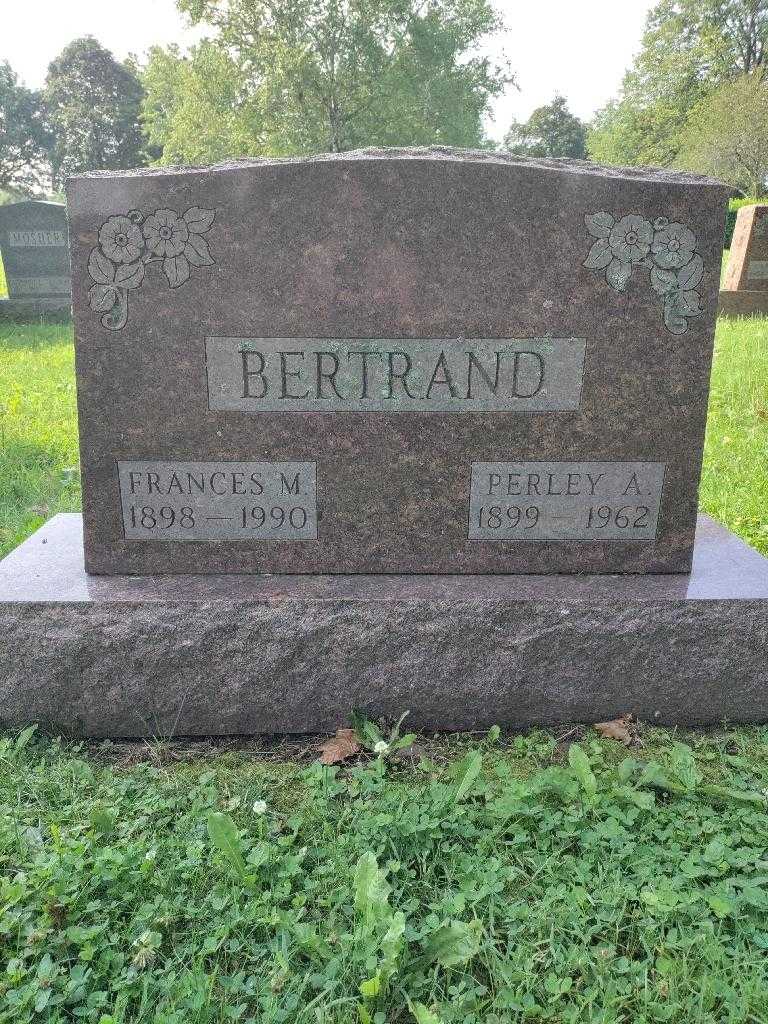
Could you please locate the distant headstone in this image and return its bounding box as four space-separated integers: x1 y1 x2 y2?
63 150 728 576
0 200 71 312
719 203 768 315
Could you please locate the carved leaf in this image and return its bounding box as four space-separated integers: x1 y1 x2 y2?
183 206 215 234
184 233 215 267
585 211 614 238
583 238 613 270
650 266 678 296
677 253 704 291
89 283 117 312
674 289 702 317
88 247 115 285
164 254 190 288
664 297 689 334
115 260 145 290
606 258 631 292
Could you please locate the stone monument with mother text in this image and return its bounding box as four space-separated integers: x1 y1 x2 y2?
0 200 71 313
2 149 767 737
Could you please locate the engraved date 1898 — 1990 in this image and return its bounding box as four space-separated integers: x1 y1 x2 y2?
117 460 318 542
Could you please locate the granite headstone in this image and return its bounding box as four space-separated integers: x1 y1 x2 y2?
0 200 71 312
3 149 766 739
66 149 728 576
719 203 768 315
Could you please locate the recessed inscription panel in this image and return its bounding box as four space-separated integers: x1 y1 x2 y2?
747 260 768 282
206 337 586 413
7 229 67 247
11 276 70 295
469 462 665 542
118 461 317 542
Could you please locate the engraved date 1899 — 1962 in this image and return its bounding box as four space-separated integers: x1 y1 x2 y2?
469 462 665 542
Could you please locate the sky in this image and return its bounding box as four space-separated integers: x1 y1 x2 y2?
0 0 654 140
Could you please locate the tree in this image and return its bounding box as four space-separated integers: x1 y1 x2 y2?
503 95 586 159
0 61 50 195
676 73 768 196
589 0 768 167
43 37 147 187
142 0 512 163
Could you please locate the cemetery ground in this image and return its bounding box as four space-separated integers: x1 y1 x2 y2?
1 314 768 1020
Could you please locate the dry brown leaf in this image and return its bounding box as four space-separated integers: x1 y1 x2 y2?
317 728 361 765
594 715 635 745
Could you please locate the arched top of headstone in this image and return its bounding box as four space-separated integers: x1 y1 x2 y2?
0 199 65 220
69 145 730 190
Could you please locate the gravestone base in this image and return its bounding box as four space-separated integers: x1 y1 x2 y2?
718 290 768 316
1 513 767 738
0 297 71 316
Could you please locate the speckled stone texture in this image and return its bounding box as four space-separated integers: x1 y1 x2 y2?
719 203 768 315
67 149 729 575
1 514 766 737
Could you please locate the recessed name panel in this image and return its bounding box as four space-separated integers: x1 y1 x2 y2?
118 461 317 542
205 337 586 413
7 229 67 247
469 462 665 541
747 260 768 282
11 276 70 295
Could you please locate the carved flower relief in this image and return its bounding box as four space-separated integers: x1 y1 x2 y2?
608 215 654 264
650 222 697 269
98 215 143 263
87 205 216 331
584 210 704 335
143 209 190 258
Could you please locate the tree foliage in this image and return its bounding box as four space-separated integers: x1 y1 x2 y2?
142 0 512 163
0 61 50 195
589 0 768 168
503 95 586 159
676 73 768 196
43 37 147 188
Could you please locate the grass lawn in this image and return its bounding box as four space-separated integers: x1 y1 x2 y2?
1 312 768 1021
0 725 768 1022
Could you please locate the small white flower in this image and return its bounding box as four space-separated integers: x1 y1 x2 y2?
252 799 267 815
374 740 389 755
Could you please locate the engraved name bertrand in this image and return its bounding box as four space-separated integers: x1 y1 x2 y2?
205 337 587 413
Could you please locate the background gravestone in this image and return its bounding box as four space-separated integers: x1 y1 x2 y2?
0 200 71 313
66 149 728 576
719 203 768 315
